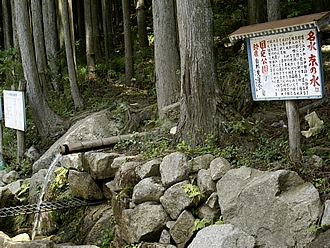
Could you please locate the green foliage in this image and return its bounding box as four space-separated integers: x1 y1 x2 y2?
308 224 327 233
193 218 211 232
17 180 30 198
213 0 247 38
116 186 133 200
223 119 246 135
176 134 223 159
97 216 116 248
182 178 201 206
281 0 312 18
312 178 330 194
50 167 69 192
18 159 32 176
215 215 225 225
0 48 23 87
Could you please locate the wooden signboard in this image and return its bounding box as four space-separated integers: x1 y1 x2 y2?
247 28 324 101
3 90 26 131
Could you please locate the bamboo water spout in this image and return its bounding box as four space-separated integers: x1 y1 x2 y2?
59 132 148 155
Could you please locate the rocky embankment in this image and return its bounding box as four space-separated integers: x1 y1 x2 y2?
0 108 330 248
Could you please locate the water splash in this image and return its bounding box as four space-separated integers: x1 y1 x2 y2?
31 153 62 240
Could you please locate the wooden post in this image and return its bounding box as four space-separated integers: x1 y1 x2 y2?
17 79 26 164
286 100 301 168
0 118 3 157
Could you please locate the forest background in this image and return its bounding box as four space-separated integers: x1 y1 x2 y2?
0 0 330 202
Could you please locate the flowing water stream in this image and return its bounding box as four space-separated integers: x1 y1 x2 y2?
31 153 62 240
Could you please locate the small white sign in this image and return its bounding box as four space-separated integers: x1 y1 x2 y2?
247 28 324 101
3 90 26 131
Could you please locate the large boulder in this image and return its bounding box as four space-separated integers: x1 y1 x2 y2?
188 224 255 248
160 152 191 188
132 177 165 204
189 154 215 173
120 202 170 244
136 159 162 179
306 229 330 248
160 180 194 220
217 166 322 248
59 153 84 171
82 152 121 179
81 205 114 245
197 169 216 200
29 168 57 203
68 170 104 200
321 200 330 226
113 161 141 192
169 210 195 248
33 109 122 173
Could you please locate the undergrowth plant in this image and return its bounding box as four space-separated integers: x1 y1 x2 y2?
97 216 116 248
182 177 201 206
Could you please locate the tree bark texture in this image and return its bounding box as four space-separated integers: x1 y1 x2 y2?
14 0 65 140
102 0 114 61
31 0 51 94
248 0 267 24
10 0 19 48
91 0 102 61
84 0 96 78
122 0 134 83
267 0 281 22
176 0 218 147
152 0 180 120
136 0 149 49
62 0 84 109
2 0 13 49
42 0 60 90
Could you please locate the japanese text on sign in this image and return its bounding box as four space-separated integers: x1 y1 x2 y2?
3 90 26 131
248 28 323 101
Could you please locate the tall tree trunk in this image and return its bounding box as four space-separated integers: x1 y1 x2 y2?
57 0 65 48
31 0 51 95
102 0 114 62
11 0 19 48
114 0 120 26
42 0 60 91
122 0 134 83
267 0 280 21
91 0 102 61
152 0 180 120
84 0 96 79
2 0 13 49
14 0 66 141
136 0 149 50
76 0 85 39
62 0 84 109
176 0 218 147
248 0 267 24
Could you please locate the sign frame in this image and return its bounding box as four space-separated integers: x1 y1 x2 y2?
3 90 26 131
246 27 324 101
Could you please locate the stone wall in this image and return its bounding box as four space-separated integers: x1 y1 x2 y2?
1 150 329 248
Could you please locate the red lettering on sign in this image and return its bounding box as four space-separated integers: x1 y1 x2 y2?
310 75 320 87
308 54 318 67
307 31 316 42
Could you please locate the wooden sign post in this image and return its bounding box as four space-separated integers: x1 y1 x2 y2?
17 79 26 164
229 12 329 166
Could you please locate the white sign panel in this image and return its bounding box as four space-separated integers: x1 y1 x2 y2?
3 90 26 131
247 28 324 101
